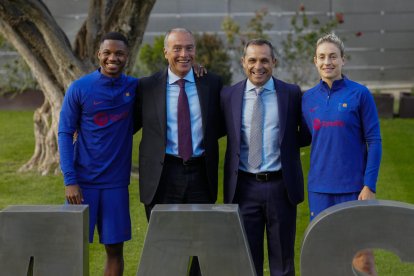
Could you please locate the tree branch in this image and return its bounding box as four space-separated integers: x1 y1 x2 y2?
0 0 90 90
74 0 156 72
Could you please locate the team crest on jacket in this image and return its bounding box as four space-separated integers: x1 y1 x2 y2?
123 91 133 102
338 102 349 112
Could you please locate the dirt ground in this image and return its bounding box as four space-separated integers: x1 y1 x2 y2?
0 89 44 111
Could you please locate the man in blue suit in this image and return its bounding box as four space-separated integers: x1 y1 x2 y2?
220 39 309 276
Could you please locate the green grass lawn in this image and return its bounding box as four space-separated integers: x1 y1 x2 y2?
1 111 413 275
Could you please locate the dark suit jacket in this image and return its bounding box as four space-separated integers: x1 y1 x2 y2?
135 69 223 205
220 77 307 205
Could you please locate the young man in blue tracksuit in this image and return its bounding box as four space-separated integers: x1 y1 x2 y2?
58 32 137 276
302 33 382 276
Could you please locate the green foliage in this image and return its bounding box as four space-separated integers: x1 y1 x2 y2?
135 33 232 85
281 5 342 86
222 8 273 52
134 35 167 76
0 34 38 96
222 8 273 74
221 6 347 87
0 35 13 50
195 33 232 85
1 58 39 96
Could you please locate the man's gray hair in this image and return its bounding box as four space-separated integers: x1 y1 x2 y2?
164 28 194 48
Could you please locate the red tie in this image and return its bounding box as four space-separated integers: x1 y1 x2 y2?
176 79 193 161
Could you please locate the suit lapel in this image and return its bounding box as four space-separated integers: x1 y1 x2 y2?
231 80 246 146
153 69 168 140
195 75 209 135
274 78 289 142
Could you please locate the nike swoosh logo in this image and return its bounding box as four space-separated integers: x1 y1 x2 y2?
93 101 104 105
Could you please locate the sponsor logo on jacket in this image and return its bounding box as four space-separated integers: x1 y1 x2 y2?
313 118 344 131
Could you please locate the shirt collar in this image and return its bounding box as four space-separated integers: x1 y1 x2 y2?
320 75 347 91
167 68 195 84
97 68 125 86
245 77 275 92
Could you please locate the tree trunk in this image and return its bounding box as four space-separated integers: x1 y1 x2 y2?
18 99 61 175
0 0 156 175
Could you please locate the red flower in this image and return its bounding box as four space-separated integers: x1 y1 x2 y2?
355 31 363 37
299 4 305 12
335 12 344 24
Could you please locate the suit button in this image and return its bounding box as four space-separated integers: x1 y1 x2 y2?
160 161 164 165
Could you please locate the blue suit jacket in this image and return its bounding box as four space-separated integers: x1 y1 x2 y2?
220 77 308 205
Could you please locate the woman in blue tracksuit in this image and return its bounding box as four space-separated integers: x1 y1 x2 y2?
302 33 382 276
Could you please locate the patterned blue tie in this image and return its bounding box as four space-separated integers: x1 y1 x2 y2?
176 79 193 161
248 87 264 169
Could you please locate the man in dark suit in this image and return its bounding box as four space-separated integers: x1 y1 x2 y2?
134 27 223 218
220 38 309 276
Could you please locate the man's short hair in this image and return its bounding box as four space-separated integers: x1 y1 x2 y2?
164 28 194 48
315 33 345 57
100 32 129 47
243 38 276 59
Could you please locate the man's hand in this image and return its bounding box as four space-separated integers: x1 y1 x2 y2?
65 184 83 204
193 63 207 77
358 186 376 200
